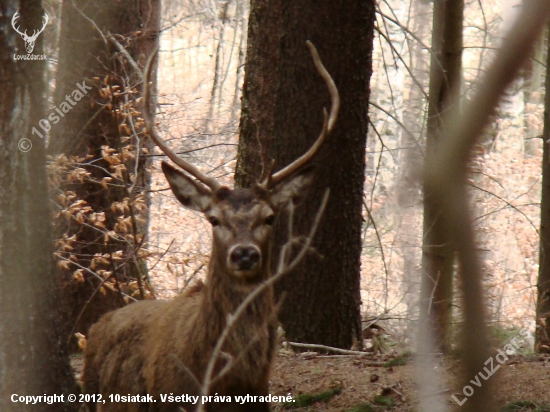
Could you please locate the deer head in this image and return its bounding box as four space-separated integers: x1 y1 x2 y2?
142 41 339 283
12 11 48 54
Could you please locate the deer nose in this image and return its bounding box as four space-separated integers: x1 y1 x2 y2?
230 245 261 271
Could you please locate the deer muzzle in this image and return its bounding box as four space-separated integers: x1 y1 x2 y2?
228 245 261 272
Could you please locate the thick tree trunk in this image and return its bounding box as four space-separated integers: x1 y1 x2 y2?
49 0 160 350
235 0 375 348
420 0 463 352
0 1 78 410
536 21 550 353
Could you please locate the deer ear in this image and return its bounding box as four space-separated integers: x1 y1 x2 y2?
162 161 212 212
269 165 316 209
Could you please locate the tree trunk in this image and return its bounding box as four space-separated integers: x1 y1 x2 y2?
536 20 550 353
396 0 431 343
206 1 230 133
230 1 247 122
0 1 78 410
420 0 464 352
235 0 375 348
524 26 548 155
49 0 160 351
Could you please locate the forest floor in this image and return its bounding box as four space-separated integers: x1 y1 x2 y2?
72 350 550 411
268 350 550 411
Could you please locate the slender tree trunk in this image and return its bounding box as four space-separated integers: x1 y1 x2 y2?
396 0 431 343
230 3 247 122
420 0 464 352
235 0 375 349
0 1 78 410
524 26 548 155
206 1 230 133
536 20 550 353
218 0 240 119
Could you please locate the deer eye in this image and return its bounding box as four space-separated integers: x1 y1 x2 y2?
208 216 220 226
265 215 275 226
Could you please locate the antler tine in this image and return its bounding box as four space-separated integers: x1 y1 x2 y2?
142 48 222 192
263 41 340 188
12 11 25 36
40 13 49 32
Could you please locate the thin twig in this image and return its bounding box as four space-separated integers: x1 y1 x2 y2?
287 342 373 357
149 238 176 272
66 272 111 348
108 33 142 76
56 255 136 302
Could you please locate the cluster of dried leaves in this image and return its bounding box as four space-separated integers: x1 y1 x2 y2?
47 75 153 303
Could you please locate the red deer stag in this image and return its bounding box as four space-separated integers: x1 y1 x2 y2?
83 41 339 412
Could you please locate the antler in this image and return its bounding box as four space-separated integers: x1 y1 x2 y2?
261 41 340 188
31 13 49 40
11 11 25 37
11 11 48 39
143 49 222 192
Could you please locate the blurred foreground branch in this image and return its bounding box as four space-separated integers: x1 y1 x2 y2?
422 1 550 411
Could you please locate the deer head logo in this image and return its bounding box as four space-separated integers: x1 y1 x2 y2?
11 11 48 54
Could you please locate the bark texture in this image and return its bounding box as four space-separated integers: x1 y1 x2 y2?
537 21 550 353
235 0 375 348
0 1 78 410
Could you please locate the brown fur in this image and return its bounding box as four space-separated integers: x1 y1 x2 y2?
84 277 275 412
83 165 314 412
